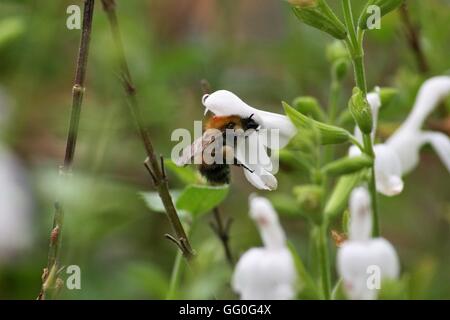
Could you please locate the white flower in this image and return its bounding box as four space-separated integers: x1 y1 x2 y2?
202 90 297 148
234 130 278 190
337 187 400 300
202 90 297 190
350 144 404 196
350 76 450 196
232 196 297 300
386 76 450 174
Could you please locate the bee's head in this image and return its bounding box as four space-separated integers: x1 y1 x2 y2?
241 114 260 131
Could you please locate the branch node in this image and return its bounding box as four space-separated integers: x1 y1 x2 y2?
165 233 183 251
144 160 157 185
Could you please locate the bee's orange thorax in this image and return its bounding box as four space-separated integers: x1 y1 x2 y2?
204 115 241 130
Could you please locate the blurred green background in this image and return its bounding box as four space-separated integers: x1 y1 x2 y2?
0 0 449 299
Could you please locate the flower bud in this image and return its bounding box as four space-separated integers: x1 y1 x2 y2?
292 96 325 121
359 0 404 30
348 87 373 135
379 87 398 107
332 58 350 82
284 102 352 145
326 41 349 63
293 185 324 224
291 1 347 40
322 155 373 176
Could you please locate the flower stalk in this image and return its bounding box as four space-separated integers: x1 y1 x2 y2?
342 0 379 237
100 0 194 260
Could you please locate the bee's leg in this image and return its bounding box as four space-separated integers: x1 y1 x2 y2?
235 162 254 174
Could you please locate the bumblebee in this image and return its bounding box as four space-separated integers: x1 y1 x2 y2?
176 114 260 185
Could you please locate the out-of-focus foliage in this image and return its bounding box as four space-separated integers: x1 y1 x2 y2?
0 0 449 299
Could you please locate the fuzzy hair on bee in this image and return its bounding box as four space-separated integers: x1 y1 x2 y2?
175 114 260 185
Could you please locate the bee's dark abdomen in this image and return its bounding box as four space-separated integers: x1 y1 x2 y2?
199 164 230 185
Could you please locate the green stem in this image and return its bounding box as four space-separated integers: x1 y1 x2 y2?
166 250 184 299
342 0 358 50
352 55 367 95
369 167 380 236
363 134 379 236
317 223 331 300
342 0 379 237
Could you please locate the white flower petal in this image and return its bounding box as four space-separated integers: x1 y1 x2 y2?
232 248 297 300
349 144 404 196
402 76 450 131
249 195 285 249
386 76 450 174
235 133 277 190
255 110 297 148
349 187 372 242
233 196 295 300
245 131 273 172
244 168 278 191
249 195 277 221
203 90 256 118
370 238 400 279
373 144 404 196
421 131 450 172
337 238 400 300
202 90 296 148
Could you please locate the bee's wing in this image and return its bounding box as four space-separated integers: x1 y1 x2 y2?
174 130 219 166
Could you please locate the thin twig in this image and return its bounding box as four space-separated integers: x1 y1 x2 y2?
38 0 95 300
210 207 234 267
100 0 194 260
399 2 429 74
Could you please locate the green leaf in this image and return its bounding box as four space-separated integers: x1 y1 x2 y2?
322 155 373 176
359 0 404 30
284 102 351 145
292 1 347 40
141 191 191 222
176 184 229 217
324 171 365 221
164 159 200 185
287 242 321 299
141 191 181 213
292 96 325 121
